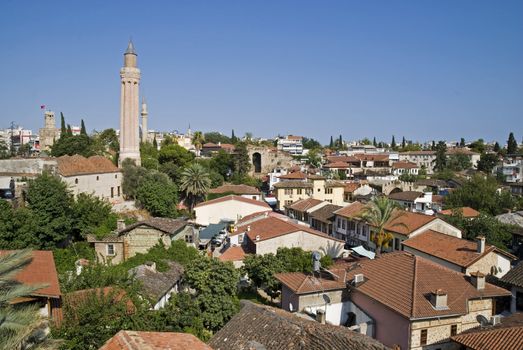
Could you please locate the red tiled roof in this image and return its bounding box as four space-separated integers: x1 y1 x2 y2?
334 201 366 219
219 245 249 262
344 183 360 193
209 184 260 195
403 230 516 267
383 210 437 236
446 148 479 155
388 191 424 202
278 171 308 180
439 207 480 218
0 250 61 298
57 155 119 176
237 216 343 243
99 330 212 350
451 313 523 350
392 161 418 169
354 153 389 162
324 161 351 169
286 198 323 212
276 269 347 294
194 195 271 209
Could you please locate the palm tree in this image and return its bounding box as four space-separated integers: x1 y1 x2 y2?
358 197 406 256
0 250 46 350
179 163 211 211
192 131 205 157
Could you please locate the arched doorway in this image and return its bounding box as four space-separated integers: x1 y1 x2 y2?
252 152 262 173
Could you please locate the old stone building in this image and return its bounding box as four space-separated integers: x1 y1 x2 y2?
247 145 295 176
87 218 192 264
38 110 60 152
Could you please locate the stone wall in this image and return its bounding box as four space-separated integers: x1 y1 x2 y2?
247 146 294 176
125 227 171 258
94 241 124 264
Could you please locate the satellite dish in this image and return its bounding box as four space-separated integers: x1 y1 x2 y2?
477 315 489 327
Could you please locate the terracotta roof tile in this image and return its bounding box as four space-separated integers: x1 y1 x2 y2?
309 204 343 223
324 161 351 169
388 191 424 202
402 230 516 268
383 210 436 236
439 207 480 218
286 198 323 212
209 300 389 350
276 269 348 294
278 171 308 180
99 330 212 350
451 313 523 350
273 180 313 189
392 161 419 169
209 184 260 195
334 201 366 218
57 155 119 176
219 245 249 262
194 195 271 209
0 250 61 298
344 183 360 193
500 261 523 288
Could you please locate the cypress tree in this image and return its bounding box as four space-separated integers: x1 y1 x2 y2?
391 136 396 149
60 112 66 135
329 136 334 148
460 138 466 147
67 124 73 137
80 119 87 136
507 132 518 154
339 135 343 146
431 140 436 150
373 137 377 147
493 142 500 153
153 136 158 149
401 136 406 149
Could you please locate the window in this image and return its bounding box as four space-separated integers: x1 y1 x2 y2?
117 186 121 196
326 199 332 203
325 188 333 194
252 196 257 200
96 176 99 181
297 188 302 195
450 324 457 337
285 200 293 206
516 291 523 311
115 174 118 179
185 235 193 243
106 244 115 256
394 238 401 251
238 234 244 244
75 178 78 184
337 219 341 228
111 187 114 198
420 329 427 346
342 220 346 229
284 188 292 195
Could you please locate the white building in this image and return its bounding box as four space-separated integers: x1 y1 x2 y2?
193 195 272 226
277 135 303 155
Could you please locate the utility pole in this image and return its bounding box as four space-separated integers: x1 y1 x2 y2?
10 121 15 156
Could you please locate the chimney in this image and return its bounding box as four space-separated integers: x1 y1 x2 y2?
144 261 156 272
470 271 485 290
430 289 448 309
316 309 326 324
354 273 364 287
476 236 486 254
247 225 251 232
117 219 126 231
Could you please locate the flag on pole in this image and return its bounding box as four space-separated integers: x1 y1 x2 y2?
40 105 46 110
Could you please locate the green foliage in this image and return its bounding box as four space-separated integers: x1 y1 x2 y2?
140 141 159 170
433 141 447 172
184 257 240 331
231 175 261 188
445 175 523 215
233 142 251 177
53 242 96 275
179 163 211 210
447 153 472 171
158 144 194 166
391 135 396 149
121 159 148 199
477 153 499 173
136 171 178 217
80 119 87 136
0 250 44 350
203 132 231 145
399 143 422 152
469 139 486 154
507 132 518 154
0 201 39 249
71 193 115 239
26 172 74 249
210 150 234 180
443 213 513 250
306 148 322 168
51 134 93 157
242 247 333 298
302 137 322 150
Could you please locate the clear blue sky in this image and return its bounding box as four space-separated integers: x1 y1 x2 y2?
1 0 522 145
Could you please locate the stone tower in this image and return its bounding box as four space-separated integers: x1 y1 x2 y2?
141 97 148 143
119 40 141 166
39 111 59 152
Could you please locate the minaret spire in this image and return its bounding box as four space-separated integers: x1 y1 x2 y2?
141 97 148 143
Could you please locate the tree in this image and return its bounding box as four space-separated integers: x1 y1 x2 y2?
460 138 466 147
60 112 67 135
80 119 87 136
302 137 321 150
469 139 486 154
477 153 499 174
0 201 39 250
373 137 377 147
493 142 501 153
391 136 396 149
447 153 472 171
210 150 234 180
16 143 32 157
121 159 147 199
433 141 447 172
358 197 405 256
445 174 522 215
192 131 205 156
158 144 194 166
50 133 93 157
179 164 211 211
329 136 334 148
507 132 518 154
233 142 251 177
136 171 178 217
203 132 231 145
0 250 44 350
183 258 240 331
71 193 115 239
401 137 406 149
26 172 73 248
231 130 237 143
305 149 321 168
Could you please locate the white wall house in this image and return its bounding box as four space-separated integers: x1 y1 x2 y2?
194 195 272 226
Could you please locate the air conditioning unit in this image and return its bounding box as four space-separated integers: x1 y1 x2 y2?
354 274 364 284
490 315 501 326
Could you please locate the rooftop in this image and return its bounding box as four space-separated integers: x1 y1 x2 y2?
439 207 480 218
0 250 61 298
209 300 389 350
194 195 271 209
309 204 343 223
209 183 260 195
500 261 523 288
402 230 515 268
286 198 324 212
392 161 418 169
57 155 120 176
99 330 212 350
388 191 424 202
278 171 308 180
273 180 313 189
334 201 366 219
129 262 184 302
219 245 249 262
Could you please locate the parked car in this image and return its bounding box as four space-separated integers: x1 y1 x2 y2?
0 189 13 199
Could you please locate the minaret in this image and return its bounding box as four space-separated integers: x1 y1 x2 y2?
141 97 148 143
119 40 141 166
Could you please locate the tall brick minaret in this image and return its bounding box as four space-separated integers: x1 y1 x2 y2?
119 40 141 166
